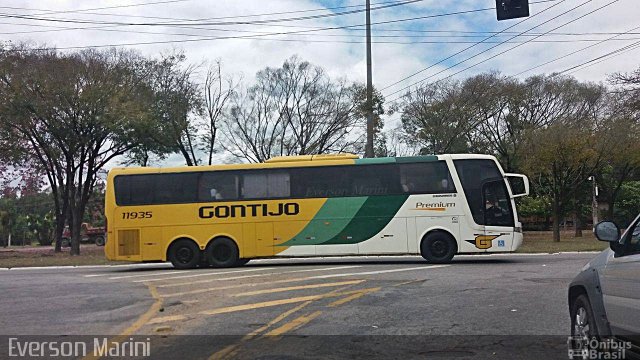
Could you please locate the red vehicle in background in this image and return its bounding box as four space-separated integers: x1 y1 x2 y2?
61 223 106 247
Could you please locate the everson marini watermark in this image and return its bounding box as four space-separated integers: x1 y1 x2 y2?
8 337 151 357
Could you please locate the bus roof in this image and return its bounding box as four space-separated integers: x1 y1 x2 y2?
107 153 498 176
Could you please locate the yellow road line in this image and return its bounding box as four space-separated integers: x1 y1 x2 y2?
208 301 314 360
160 277 312 297
209 344 238 360
232 280 365 297
199 288 380 316
81 284 163 360
328 287 381 307
206 282 368 359
156 265 361 288
147 314 187 325
263 311 323 336
160 272 358 297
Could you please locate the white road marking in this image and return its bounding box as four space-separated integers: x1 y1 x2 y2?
3 263 171 271
308 265 448 279
135 267 276 283
156 265 362 288
108 271 185 280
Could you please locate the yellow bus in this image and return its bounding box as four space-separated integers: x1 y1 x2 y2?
104 154 529 269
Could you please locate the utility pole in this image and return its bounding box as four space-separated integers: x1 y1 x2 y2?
589 176 599 229
364 0 374 158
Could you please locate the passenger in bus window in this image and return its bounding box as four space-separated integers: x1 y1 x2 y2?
485 197 506 223
210 188 223 200
401 181 415 193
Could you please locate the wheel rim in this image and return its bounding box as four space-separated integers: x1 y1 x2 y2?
574 306 590 337
430 239 449 258
176 247 194 264
213 244 232 262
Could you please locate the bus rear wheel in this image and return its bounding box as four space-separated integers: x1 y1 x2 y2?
206 238 239 268
420 232 456 264
168 239 201 269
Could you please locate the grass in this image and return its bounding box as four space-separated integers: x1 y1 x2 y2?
0 245 129 268
517 230 609 253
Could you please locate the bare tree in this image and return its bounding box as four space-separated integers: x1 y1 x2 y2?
201 60 237 165
220 56 363 162
144 51 202 166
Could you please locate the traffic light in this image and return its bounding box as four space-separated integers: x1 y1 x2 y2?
496 0 529 20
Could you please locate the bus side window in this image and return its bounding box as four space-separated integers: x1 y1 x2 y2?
241 171 290 199
198 172 238 201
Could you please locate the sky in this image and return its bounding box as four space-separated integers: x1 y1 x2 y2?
0 0 638 165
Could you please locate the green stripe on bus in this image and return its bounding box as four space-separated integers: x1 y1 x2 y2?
354 157 396 165
282 197 368 246
395 155 438 163
320 195 409 245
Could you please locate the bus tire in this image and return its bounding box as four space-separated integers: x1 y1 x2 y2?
168 239 201 269
420 232 456 264
235 258 250 266
206 237 239 268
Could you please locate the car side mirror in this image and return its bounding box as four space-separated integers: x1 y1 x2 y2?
594 221 620 242
594 221 624 253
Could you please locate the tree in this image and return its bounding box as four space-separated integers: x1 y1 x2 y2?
220 56 364 162
521 78 610 241
0 46 155 254
200 60 237 165
595 71 640 220
351 83 386 156
399 79 480 155
127 52 201 166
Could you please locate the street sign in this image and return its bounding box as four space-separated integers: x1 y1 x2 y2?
496 0 530 20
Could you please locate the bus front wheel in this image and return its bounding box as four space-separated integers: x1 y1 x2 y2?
168 239 201 269
420 232 456 264
206 238 239 268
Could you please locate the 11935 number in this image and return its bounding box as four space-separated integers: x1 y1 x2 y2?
122 211 152 219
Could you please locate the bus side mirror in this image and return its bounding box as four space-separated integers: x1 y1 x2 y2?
505 173 529 198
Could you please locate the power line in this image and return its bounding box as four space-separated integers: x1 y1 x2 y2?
0 0 426 28
0 0 558 42
555 39 640 76
12 0 194 15
0 0 409 22
384 0 584 98
513 25 640 77
3 18 636 44
0 4 520 52
386 0 620 103
380 0 565 92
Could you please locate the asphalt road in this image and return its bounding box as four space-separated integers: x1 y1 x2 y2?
0 253 599 359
